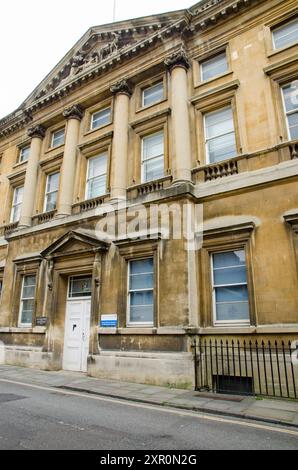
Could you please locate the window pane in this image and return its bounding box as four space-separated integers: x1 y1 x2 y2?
215 285 248 303
69 277 92 297
130 291 153 306
205 107 234 139
130 273 154 290
282 84 298 113
47 173 59 192
87 175 106 199
213 250 246 268
130 258 153 274
143 82 164 107
20 146 30 162
23 275 36 288
201 52 228 81
130 305 154 323
214 265 247 285
12 204 21 222
45 191 58 211
14 187 24 205
20 300 34 324
91 108 111 129
88 154 107 178
273 19 298 49
216 301 250 322
288 112 298 140
144 156 164 182
52 129 65 147
143 132 164 160
207 132 237 163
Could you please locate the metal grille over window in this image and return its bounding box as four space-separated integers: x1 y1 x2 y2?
212 250 250 325
128 258 154 325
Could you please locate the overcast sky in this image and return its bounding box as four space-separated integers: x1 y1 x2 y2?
1 0 195 118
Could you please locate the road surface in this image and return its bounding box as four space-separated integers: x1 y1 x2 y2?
0 378 297 450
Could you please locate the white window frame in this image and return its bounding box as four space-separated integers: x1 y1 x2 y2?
142 82 164 108
204 105 237 164
51 128 65 148
272 18 298 50
211 249 250 327
85 152 108 200
10 186 24 223
141 131 165 183
90 107 111 130
19 146 30 163
281 83 298 141
127 257 154 327
18 274 36 328
44 172 59 213
200 52 228 82
68 276 92 300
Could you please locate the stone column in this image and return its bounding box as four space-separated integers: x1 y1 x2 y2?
110 80 132 201
56 105 83 217
19 125 46 228
165 48 192 183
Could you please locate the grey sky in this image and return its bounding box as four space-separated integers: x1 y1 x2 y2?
1 0 194 118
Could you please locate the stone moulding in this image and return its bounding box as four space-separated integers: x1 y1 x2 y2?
0 0 266 139
27 124 46 139
63 104 84 121
110 79 132 97
164 47 190 72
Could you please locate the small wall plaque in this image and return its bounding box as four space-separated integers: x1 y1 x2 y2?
35 317 48 327
100 314 117 328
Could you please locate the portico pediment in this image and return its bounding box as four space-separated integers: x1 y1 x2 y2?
40 229 109 259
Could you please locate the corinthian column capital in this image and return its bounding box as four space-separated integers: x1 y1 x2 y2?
110 79 132 97
63 104 84 121
27 124 46 139
164 47 190 73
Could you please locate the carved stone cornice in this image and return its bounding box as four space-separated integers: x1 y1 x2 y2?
63 104 84 121
164 47 190 73
27 125 46 140
110 79 132 97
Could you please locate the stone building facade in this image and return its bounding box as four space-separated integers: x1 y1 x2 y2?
0 0 297 388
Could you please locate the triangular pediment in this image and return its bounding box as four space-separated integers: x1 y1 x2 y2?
20 11 185 108
41 229 109 258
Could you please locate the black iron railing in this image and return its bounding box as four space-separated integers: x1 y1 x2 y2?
192 338 298 399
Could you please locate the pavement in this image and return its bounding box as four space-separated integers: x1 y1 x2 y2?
0 364 298 429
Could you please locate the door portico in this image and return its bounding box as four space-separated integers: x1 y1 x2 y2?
39 229 109 371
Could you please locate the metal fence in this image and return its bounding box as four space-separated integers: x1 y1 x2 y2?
191 338 298 399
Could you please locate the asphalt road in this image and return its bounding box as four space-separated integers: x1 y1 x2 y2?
0 379 297 450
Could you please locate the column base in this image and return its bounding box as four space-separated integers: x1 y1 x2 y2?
171 169 193 185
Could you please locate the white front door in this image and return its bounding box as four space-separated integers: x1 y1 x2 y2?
63 298 91 372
